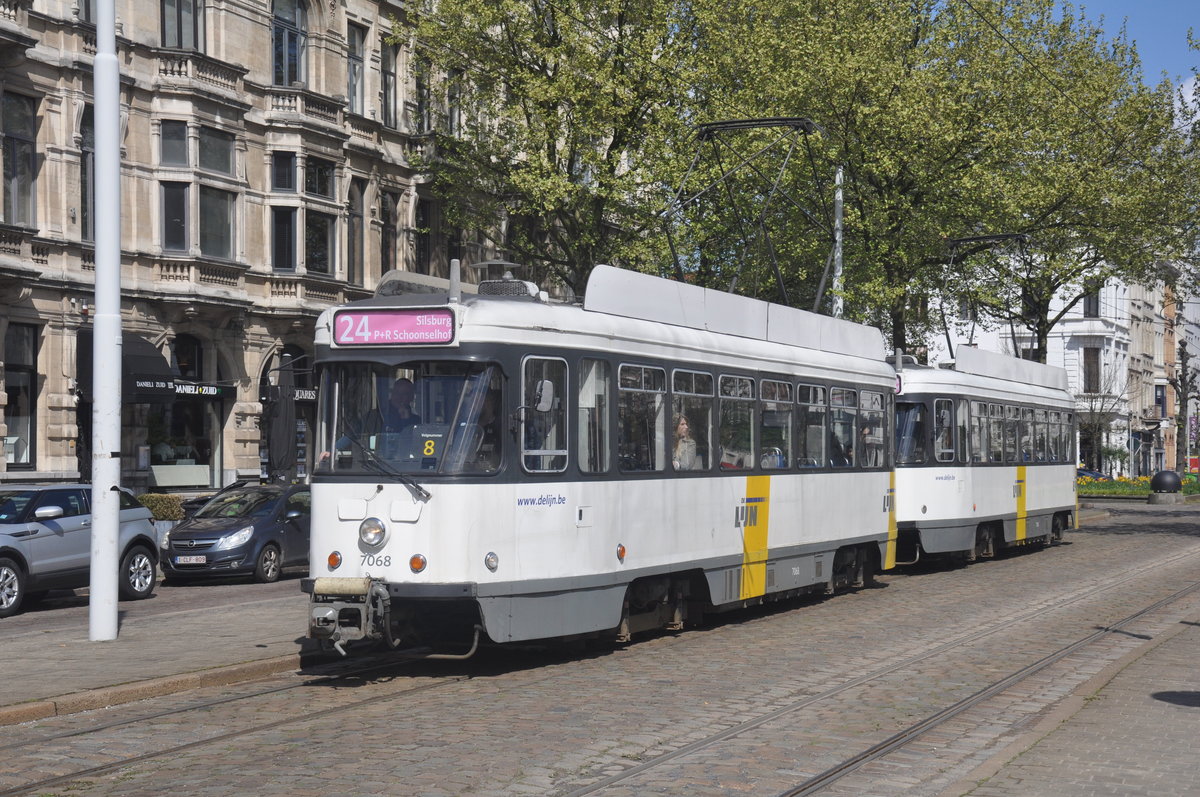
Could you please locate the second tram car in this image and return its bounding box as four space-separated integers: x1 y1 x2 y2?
893 346 1076 562
304 265 899 653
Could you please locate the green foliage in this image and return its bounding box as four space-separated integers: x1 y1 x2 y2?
398 0 695 293
138 492 184 522
398 0 1200 341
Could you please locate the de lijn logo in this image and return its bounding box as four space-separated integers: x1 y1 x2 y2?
734 495 767 529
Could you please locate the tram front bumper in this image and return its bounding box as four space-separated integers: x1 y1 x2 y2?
306 577 379 649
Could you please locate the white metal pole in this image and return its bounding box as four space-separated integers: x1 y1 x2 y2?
89 0 122 641
832 165 844 319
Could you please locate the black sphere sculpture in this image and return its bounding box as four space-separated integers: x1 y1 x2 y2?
1151 470 1182 493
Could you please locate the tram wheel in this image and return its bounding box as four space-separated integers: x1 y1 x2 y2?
1050 513 1065 546
974 526 995 561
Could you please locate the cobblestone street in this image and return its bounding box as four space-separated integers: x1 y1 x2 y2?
2 504 1199 796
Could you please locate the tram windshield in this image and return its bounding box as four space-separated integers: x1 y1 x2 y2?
317 361 503 476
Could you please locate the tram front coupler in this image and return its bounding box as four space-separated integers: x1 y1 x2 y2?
308 577 391 656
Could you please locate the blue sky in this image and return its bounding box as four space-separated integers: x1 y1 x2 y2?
1070 1 1195 84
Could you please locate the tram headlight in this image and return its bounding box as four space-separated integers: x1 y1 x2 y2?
359 517 387 548
484 551 499 572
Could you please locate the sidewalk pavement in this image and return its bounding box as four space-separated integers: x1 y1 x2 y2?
941 607 1200 797
0 589 319 726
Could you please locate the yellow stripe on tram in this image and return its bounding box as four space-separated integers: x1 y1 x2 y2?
885 470 897 570
739 475 771 600
1015 464 1028 541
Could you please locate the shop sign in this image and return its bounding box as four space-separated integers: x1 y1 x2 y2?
175 383 224 398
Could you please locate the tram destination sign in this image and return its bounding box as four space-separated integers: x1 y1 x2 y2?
333 308 456 346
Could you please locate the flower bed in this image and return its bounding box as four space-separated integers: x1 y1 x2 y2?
1077 475 1200 497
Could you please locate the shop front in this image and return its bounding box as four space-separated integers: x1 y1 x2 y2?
77 329 228 490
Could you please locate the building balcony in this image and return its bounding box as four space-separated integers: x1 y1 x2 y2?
256 271 370 309
154 256 248 290
0 0 35 68
153 49 248 98
266 86 346 133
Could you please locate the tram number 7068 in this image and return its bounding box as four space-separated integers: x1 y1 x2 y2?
361 555 392 567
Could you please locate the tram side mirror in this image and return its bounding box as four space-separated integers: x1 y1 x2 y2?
534 379 555 413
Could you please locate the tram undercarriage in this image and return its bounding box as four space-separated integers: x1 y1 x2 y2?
307 545 886 656
897 510 1071 566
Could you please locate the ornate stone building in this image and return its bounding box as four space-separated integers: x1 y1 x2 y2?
0 0 468 491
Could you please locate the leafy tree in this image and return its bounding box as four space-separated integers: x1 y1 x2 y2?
682 0 1199 354
396 0 694 294
944 3 1199 363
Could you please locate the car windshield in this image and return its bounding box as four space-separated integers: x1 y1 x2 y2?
195 488 282 519
317 361 502 477
0 490 36 523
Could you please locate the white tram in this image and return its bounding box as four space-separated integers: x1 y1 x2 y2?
304 265 899 653
892 346 1076 563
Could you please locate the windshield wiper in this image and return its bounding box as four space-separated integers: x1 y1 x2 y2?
338 435 432 502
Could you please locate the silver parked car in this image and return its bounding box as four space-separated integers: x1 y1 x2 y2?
0 484 159 618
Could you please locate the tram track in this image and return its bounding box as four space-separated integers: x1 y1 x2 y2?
0 653 427 758
561 543 1200 796
777 578 1200 797
0 662 470 797
5 535 1199 797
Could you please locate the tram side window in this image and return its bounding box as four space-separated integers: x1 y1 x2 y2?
578 358 611 473
1066 413 1076 461
970 401 988 463
956 398 970 462
859 391 885 468
1052 411 1066 462
829 387 857 467
618 365 666 472
1004 405 1020 462
933 399 955 463
522 357 568 473
1019 407 1034 461
672 369 713 471
1034 409 1048 461
988 404 1004 462
895 401 927 465
796 384 826 467
718 375 755 469
759 380 793 469
1047 411 1060 461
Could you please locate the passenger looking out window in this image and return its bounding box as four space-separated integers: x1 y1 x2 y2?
672 370 713 471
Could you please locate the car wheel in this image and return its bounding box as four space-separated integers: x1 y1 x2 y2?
0 557 26 618
119 546 156 600
254 544 281 583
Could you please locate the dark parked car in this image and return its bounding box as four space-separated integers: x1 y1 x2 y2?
1077 468 1111 481
160 484 310 583
175 479 250 520
0 484 158 618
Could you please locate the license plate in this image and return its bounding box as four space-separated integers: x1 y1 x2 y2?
175 555 207 565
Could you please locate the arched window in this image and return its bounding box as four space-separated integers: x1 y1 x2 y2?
272 0 307 87
172 334 204 380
